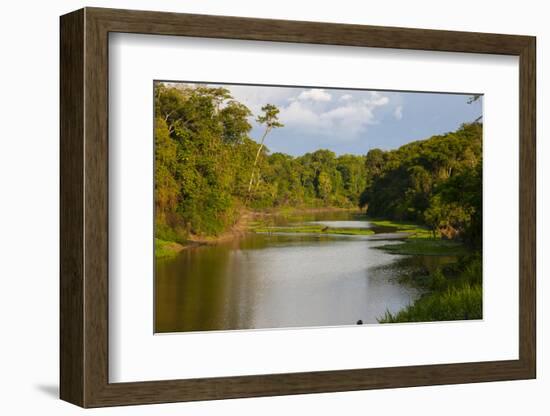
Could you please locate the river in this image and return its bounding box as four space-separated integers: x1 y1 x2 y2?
155 211 453 333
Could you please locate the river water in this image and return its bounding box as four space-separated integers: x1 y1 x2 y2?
155 211 451 333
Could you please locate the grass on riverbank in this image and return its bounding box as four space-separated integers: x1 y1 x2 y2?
368 219 432 238
377 239 469 256
252 225 375 236
379 284 482 323
369 219 469 256
379 255 482 323
155 207 362 258
155 238 185 259
373 218 480 322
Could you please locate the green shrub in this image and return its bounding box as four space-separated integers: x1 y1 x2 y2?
379 255 482 323
380 283 482 323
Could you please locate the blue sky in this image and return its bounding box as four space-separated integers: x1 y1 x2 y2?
186 83 482 156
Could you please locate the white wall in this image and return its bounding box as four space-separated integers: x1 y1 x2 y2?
0 0 545 414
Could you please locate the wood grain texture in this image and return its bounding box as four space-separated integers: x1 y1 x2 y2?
59 7 537 408
88 7 532 55
518 38 537 376
59 8 85 407
83 10 110 407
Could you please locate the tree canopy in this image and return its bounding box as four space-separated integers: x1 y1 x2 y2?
154 83 368 239
155 82 482 248
359 122 482 246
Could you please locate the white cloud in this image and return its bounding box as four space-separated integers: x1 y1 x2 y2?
227 85 296 114
297 88 332 102
368 91 390 107
394 105 403 120
279 101 320 126
222 84 395 141
279 90 390 139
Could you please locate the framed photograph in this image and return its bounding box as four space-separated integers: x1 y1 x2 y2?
60 7 536 407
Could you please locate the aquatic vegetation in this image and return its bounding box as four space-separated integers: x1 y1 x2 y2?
253 225 375 236
376 239 469 256
368 219 432 238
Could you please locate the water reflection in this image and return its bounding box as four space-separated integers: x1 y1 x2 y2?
309 220 372 229
155 212 453 333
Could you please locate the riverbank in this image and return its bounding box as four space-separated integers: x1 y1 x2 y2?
365 219 481 323
155 238 186 259
156 207 360 258
368 219 470 256
252 224 375 236
156 211 252 258
156 210 471 258
378 254 482 323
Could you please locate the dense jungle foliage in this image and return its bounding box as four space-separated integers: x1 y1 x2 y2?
359 122 482 248
154 82 482 250
155 82 368 241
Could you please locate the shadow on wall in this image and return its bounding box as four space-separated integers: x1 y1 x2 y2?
35 384 58 399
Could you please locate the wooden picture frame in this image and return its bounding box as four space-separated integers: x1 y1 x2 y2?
60 7 536 408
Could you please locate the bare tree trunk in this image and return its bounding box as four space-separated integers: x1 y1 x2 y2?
247 127 271 193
